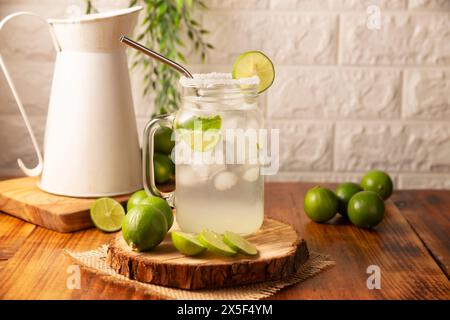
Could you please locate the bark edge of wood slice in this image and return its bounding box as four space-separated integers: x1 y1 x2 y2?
107 218 309 290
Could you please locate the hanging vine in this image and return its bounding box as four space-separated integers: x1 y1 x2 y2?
85 0 213 115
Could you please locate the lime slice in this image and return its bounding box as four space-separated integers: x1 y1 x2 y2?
172 231 207 256
223 231 258 256
175 115 222 152
198 229 236 256
90 198 125 232
178 129 222 152
232 51 275 93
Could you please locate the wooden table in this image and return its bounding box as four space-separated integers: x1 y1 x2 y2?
0 183 448 300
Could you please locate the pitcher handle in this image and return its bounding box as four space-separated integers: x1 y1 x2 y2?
0 12 60 176
143 114 175 207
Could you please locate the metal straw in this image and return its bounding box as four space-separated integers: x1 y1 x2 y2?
120 35 193 79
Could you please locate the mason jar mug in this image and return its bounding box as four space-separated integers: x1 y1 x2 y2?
143 73 264 235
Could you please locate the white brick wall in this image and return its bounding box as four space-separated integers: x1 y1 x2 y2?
1 0 450 189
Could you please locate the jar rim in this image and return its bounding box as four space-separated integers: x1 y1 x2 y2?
179 72 259 89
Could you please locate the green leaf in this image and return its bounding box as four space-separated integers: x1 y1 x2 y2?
124 0 214 116
136 33 145 41
177 52 186 63
175 115 222 131
175 0 184 12
196 1 208 9
131 60 139 70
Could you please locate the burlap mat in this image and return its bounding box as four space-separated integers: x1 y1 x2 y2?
65 245 334 300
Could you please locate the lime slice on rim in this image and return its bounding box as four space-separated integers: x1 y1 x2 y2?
223 231 258 256
90 198 125 232
175 115 222 152
172 231 207 256
232 51 275 93
198 229 236 256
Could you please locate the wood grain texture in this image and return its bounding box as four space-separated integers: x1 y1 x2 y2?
0 177 130 233
107 219 309 289
266 183 449 300
0 182 448 300
0 214 36 272
392 190 450 278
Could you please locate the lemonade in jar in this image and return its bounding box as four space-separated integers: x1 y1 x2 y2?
143 52 275 235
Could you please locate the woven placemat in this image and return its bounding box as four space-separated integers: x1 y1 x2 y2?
65 245 334 300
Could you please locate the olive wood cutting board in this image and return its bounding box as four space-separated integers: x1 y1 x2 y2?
0 177 130 233
107 218 309 290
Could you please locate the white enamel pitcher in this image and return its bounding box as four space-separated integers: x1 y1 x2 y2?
0 7 143 197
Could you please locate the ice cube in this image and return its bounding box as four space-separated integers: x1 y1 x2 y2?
192 164 210 180
242 166 260 182
222 115 242 130
214 171 237 191
176 167 197 187
192 163 226 180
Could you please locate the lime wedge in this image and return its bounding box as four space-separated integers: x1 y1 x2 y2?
172 231 207 256
232 51 275 93
198 229 236 256
90 198 125 232
175 115 222 152
223 231 258 256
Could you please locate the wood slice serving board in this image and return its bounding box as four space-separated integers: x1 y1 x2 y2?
107 218 309 290
0 177 130 233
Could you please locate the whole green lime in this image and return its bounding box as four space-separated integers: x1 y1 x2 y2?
360 170 393 200
139 196 173 230
303 186 338 223
155 127 175 155
347 191 385 228
126 190 148 212
335 182 363 217
154 153 174 184
122 205 168 252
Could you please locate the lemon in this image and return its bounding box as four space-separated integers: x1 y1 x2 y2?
232 51 275 93
171 231 206 256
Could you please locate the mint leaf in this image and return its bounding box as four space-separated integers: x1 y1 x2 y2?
175 115 222 131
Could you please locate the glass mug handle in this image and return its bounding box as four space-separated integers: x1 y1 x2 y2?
142 113 175 207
